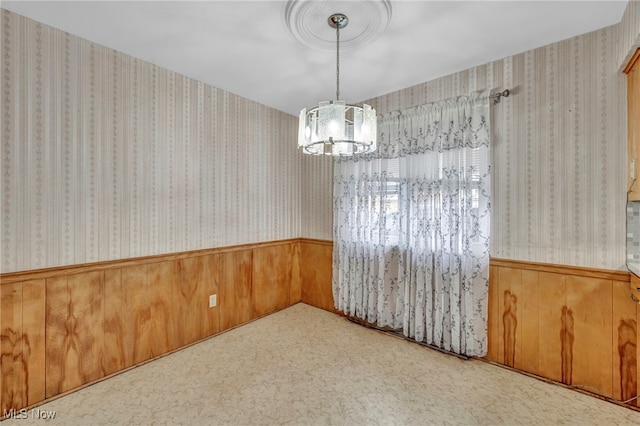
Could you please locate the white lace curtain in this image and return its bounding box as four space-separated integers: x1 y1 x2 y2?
332 91 491 356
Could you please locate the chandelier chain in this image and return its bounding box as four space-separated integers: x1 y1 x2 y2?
336 24 340 101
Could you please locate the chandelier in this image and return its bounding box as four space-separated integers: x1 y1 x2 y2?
298 13 377 156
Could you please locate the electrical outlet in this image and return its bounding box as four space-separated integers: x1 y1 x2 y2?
209 294 217 308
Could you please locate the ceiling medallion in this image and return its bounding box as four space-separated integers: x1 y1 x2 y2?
282 0 393 52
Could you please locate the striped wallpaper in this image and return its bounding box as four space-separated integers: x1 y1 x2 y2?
299 153 334 241
2 3 639 273
361 9 639 270
1 10 302 273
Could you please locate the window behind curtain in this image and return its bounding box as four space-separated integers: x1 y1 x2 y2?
333 91 491 356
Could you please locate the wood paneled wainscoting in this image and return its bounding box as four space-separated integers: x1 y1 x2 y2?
299 240 336 314
487 258 639 407
4 242 638 413
0 239 312 413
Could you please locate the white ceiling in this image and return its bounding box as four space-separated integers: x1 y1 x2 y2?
2 1 629 115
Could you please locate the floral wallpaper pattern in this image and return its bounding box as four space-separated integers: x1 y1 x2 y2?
1 10 303 273
362 20 634 271
2 2 639 273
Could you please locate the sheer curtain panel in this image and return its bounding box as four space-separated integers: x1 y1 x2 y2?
333 92 491 356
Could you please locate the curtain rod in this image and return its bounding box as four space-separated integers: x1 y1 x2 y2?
379 88 511 118
490 89 510 104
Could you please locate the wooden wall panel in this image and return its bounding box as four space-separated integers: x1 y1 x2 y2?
44 276 66 398
1 283 23 410
490 259 637 404
1 240 299 413
219 250 253 330
300 241 335 312
176 255 220 346
202 254 221 338
4 243 640 412
45 271 104 398
537 272 566 383
486 265 500 362
636 275 640 407
613 279 637 405
252 244 293 318
176 257 201 347
121 265 151 367
147 261 176 355
517 270 539 375
22 281 46 406
290 243 302 305
571 277 613 391
0 286 3 411
103 269 125 376
567 276 613 397
633 274 640 406
69 272 104 386
0 281 44 410
497 267 522 367
1 285 13 411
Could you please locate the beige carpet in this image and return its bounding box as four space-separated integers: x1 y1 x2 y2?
4 303 640 425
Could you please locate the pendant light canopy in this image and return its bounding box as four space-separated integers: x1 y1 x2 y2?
298 13 377 156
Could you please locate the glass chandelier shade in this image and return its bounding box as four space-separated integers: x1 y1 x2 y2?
298 101 377 155
298 13 377 156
